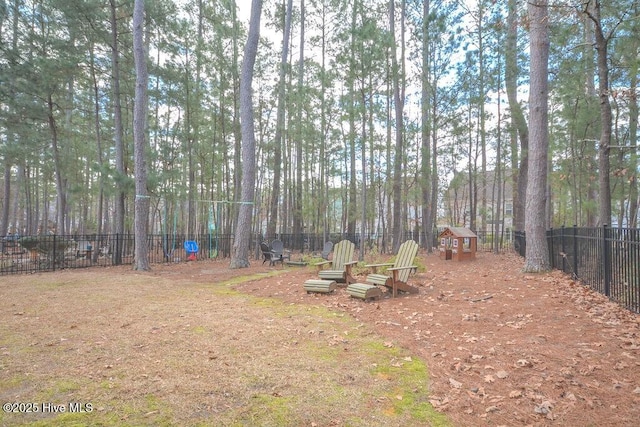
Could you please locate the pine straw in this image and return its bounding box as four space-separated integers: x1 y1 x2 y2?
237 252 640 427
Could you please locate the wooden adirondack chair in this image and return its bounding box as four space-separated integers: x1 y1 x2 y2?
315 239 357 285
260 242 273 265
320 241 334 260
269 239 291 266
366 240 419 297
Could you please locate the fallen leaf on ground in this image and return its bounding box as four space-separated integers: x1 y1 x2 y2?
449 378 462 388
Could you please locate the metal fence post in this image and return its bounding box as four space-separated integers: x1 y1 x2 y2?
561 225 566 273
548 227 554 269
573 225 578 278
52 234 56 272
603 224 611 297
114 233 120 266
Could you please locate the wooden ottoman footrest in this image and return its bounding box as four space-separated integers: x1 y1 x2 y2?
346 283 382 301
304 279 337 293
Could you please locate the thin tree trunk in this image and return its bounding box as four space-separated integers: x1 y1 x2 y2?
319 1 328 242
629 14 639 226
267 0 293 238
384 67 392 254
420 0 432 250
47 94 66 235
347 0 358 238
292 0 305 249
24 166 35 234
133 0 150 270
359 87 367 260
580 9 600 226
89 42 104 249
1 0 20 237
584 0 613 226
478 2 487 236
495 54 503 254
1 164 10 236
231 0 242 236
468 108 476 231
506 0 528 233
429 94 438 245
367 73 376 249
110 0 125 263
185 0 205 237
390 0 404 253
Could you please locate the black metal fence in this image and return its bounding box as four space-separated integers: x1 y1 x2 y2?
1 230 514 277
271 230 515 254
6 226 635 312
1 232 387 275
0 233 232 276
515 225 640 314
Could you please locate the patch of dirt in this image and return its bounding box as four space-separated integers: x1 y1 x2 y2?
236 251 640 426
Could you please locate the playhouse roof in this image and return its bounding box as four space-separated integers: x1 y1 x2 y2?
438 227 478 239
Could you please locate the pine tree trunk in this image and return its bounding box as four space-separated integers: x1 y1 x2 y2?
523 0 550 273
110 0 125 263
267 0 293 238
420 0 432 250
230 0 261 269
292 0 305 250
506 0 529 233
585 1 613 226
133 0 150 271
390 0 405 253
629 28 639 226
1 164 10 236
47 94 66 235
89 43 105 241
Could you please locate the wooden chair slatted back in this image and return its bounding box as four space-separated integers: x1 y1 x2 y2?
332 240 354 271
394 240 418 283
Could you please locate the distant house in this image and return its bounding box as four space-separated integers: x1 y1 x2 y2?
442 169 514 235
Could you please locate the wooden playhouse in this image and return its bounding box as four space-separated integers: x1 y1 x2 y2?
438 227 477 261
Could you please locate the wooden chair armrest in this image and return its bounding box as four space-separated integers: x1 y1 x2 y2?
314 260 331 269
365 262 393 273
365 262 393 268
344 261 358 275
387 265 417 271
